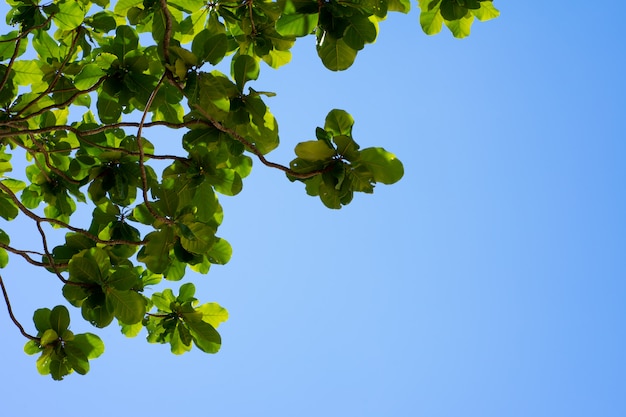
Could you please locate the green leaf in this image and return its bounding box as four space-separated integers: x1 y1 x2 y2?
87 11 117 32
170 323 193 354
40 329 59 346
53 0 85 31
152 288 176 311
68 255 101 284
324 109 354 136
358 148 404 184
233 55 260 90
440 0 469 21
71 333 105 359
0 31 27 61
317 36 357 71
64 343 90 374
178 283 196 302
24 340 42 355
472 2 500 21
192 31 228 65
36 347 53 375
49 359 71 380
106 288 146 324
0 195 18 220
107 268 139 291
120 321 143 337
294 140 336 161
318 180 342 209
388 0 411 13
97 94 122 124
444 14 474 38
197 302 228 328
185 318 221 353
179 222 215 254
343 16 378 51
74 64 106 91
0 248 7 268
276 13 319 37
33 308 52 332
137 229 175 274
333 135 360 161
49 305 70 334
81 292 115 328
206 238 232 265
11 60 44 86
418 0 444 35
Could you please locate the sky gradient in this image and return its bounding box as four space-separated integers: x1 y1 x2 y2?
1 2 625 416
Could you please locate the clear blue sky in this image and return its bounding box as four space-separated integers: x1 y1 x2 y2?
1 2 625 416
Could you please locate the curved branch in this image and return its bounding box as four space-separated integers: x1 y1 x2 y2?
0 182 147 246
0 274 39 342
136 73 173 225
35 222 69 284
13 78 104 121
159 0 173 63
1 120 195 164
0 242 67 269
164 74 333 180
192 106 334 179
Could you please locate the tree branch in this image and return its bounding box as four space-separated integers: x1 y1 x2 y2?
0 242 66 269
0 182 147 246
0 274 39 342
136 73 174 225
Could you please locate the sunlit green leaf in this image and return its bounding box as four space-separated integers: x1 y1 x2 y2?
276 13 318 37
197 302 228 328
294 140 336 161
53 0 85 31
358 147 404 184
74 64 106 91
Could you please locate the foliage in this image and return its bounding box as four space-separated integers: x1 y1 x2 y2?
0 0 498 379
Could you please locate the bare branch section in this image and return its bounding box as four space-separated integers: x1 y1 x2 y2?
0 274 39 342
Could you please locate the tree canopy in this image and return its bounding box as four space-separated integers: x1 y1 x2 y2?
0 0 498 380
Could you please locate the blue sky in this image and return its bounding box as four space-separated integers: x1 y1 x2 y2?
1 2 625 416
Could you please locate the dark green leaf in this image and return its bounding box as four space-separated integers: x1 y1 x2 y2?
49 305 70 334
317 35 357 71
185 318 221 353
233 55 260 90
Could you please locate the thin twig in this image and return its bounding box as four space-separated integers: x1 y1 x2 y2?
0 182 146 246
136 73 173 224
0 274 39 342
0 242 66 268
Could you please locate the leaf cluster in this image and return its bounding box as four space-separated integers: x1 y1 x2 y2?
289 109 403 208
0 0 498 379
23 305 104 380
